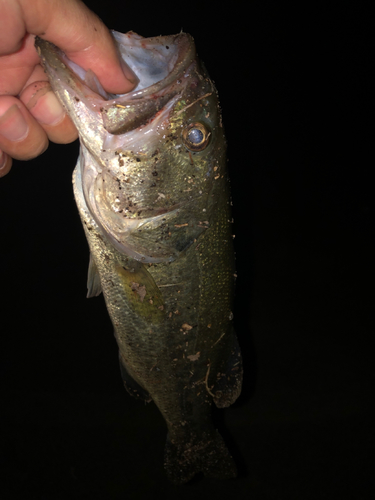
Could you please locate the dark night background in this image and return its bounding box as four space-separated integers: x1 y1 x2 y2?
0 1 373 499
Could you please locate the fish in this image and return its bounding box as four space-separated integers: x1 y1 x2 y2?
35 30 242 484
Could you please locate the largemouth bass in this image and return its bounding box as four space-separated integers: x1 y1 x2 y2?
36 31 242 484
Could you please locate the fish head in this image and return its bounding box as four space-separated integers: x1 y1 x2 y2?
36 32 226 262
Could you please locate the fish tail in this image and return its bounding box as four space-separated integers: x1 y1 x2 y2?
164 430 237 484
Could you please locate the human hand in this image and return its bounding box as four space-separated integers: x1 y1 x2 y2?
0 0 136 177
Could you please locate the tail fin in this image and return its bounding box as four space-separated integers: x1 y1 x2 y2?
164 430 237 484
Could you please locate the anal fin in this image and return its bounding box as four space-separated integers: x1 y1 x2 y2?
119 352 152 403
212 332 243 408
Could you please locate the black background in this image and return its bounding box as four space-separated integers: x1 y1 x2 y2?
0 1 373 499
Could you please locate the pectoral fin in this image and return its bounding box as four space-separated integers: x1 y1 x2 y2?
86 253 102 298
115 262 165 324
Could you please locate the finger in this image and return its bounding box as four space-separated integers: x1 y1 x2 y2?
19 0 137 94
19 68 78 144
0 96 48 160
0 0 25 55
0 150 12 177
0 34 41 95
21 84 78 144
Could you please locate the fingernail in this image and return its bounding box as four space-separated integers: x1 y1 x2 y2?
0 150 6 170
27 89 65 126
120 58 139 87
0 105 29 142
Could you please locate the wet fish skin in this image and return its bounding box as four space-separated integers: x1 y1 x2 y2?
36 31 242 484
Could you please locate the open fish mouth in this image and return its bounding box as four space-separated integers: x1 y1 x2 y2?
36 31 196 139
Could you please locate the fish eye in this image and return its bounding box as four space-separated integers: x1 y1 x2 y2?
182 122 210 152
